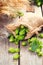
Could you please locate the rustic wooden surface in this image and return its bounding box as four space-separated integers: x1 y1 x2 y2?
0 37 18 65
20 39 43 65
20 6 43 65
0 6 43 65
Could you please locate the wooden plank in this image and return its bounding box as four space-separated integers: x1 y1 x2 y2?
20 6 43 65
0 38 18 65
42 5 43 16
20 41 43 65
34 6 42 17
0 27 18 65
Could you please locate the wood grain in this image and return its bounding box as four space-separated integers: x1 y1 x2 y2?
20 41 43 65
20 6 43 65
0 6 43 65
0 38 18 65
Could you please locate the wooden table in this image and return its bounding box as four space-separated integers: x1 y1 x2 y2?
0 6 43 65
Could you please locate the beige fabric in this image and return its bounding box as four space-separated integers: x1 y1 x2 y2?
5 16 43 39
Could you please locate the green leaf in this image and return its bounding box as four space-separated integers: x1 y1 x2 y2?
28 37 42 56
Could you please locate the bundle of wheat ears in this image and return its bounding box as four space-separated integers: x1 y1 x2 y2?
0 0 34 16
0 0 43 39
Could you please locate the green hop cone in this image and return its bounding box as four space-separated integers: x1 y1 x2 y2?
37 1 41 6
9 35 15 43
20 25 25 29
22 41 27 46
29 47 32 51
13 54 20 60
15 28 19 35
19 29 26 35
8 48 15 53
38 51 43 56
36 48 41 53
39 33 43 38
18 35 25 41
15 48 20 53
28 39 31 43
